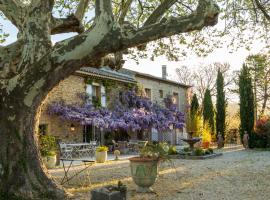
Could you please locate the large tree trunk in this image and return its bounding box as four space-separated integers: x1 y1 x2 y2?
0 87 66 199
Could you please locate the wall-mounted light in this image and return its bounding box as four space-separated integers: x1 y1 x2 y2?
70 124 75 132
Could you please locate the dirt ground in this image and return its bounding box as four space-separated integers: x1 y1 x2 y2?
50 148 270 200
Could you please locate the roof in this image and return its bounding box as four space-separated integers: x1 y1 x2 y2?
120 68 191 88
76 67 137 84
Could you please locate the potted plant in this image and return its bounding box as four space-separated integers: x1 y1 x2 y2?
129 142 169 193
39 135 57 169
95 146 108 163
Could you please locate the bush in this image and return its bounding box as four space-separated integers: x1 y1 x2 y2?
168 146 178 155
183 147 190 152
194 148 204 156
202 122 212 143
204 148 214 155
39 135 57 157
253 116 270 148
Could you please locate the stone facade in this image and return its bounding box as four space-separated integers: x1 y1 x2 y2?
39 75 85 142
135 76 189 113
38 71 135 142
132 71 191 145
38 67 191 145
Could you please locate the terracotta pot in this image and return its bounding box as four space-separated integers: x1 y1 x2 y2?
201 141 210 149
95 151 107 163
129 157 158 193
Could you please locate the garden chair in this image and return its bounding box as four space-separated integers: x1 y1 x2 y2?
58 142 73 159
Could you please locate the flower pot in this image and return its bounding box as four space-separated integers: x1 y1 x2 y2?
95 151 107 163
129 157 158 193
43 155 57 169
201 141 210 149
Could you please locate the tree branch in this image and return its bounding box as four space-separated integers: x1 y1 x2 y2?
254 0 270 22
118 0 133 24
51 15 84 35
121 0 219 49
143 0 177 26
0 40 23 78
95 0 113 18
0 0 25 27
75 0 91 22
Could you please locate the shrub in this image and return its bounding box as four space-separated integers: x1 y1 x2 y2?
96 146 109 152
202 122 212 143
39 135 57 157
168 146 178 155
204 148 214 155
183 147 190 152
254 116 270 148
194 148 204 156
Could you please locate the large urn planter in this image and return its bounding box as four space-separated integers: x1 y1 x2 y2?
42 155 57 169
95 151 107 163
129 157 158 193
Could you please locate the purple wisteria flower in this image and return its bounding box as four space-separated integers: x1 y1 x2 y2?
47 91 185 132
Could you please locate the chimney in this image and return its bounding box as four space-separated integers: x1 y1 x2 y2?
162 65 167 79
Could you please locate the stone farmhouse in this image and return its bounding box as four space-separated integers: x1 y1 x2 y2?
38 66 191 145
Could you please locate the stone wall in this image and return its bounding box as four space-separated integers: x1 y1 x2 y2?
39 75 85 142
38 74 133 142
135 76 188 113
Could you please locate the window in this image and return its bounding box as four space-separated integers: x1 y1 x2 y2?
86 83 103 107
144 88 151 99
159 90 163 98
172 92 179 106
38 124 48 136
92 85 101 98
101 86 106 107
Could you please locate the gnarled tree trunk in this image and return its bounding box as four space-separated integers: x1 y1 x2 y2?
0 86 66 199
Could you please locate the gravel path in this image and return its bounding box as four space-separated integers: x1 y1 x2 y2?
50 148 270 200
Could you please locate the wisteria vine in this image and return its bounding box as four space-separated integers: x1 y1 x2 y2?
48 91 185 132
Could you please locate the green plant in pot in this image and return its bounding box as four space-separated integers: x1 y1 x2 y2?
129 142 169 193
39 135 57 169
95 146 108 163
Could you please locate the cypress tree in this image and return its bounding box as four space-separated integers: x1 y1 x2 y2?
239 64 255 142
216 69 226 139
203 89 215 134
191 94 199 116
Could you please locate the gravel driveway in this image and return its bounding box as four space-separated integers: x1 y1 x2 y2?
50 148 270 200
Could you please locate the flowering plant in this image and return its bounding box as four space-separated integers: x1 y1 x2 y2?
48 91 185 132
255 116 270 136
96 146 109 152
